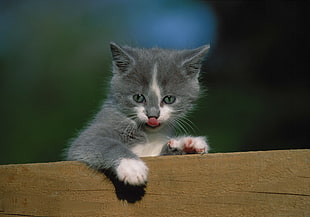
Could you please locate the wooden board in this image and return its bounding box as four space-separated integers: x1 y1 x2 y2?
0 150 309 217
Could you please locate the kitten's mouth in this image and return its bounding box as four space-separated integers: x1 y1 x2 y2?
146 117 161 128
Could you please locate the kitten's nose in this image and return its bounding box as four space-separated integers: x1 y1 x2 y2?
146 107 160 119
147 116 159 120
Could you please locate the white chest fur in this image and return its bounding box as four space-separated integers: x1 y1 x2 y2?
130 130 170 157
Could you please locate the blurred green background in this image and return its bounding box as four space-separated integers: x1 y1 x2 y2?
0 1 308 165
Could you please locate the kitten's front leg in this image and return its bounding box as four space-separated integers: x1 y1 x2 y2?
67 136 148 186
116 158 148 185
161 136 209 155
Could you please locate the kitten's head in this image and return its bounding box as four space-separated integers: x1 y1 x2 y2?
109 42 209 130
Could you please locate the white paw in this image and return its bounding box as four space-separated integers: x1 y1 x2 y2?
116 158 148 185
168 136 209 154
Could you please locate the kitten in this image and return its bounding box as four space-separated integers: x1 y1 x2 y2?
66 42 210 186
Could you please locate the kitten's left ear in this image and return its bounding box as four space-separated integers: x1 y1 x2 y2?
110 42 135 74
181 45 210 78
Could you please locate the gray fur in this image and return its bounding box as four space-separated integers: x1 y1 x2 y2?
66 42 210 184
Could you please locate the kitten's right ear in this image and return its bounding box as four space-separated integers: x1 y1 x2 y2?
181 45 210 78
110 42 134 73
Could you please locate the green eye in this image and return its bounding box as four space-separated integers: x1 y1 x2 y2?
133 94 146 103
163 95 176 104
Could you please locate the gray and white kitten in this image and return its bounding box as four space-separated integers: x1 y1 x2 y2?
66 42 210 186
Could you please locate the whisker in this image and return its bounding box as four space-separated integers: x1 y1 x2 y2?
172 118 188 135
166 119 177 132
178 116 197 135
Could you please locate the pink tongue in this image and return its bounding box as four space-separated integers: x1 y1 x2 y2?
147 117 160 127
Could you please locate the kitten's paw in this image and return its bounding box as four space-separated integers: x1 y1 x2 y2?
168 136 209 154
116 158 148 185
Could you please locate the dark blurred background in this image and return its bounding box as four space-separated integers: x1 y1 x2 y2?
0 0 308 164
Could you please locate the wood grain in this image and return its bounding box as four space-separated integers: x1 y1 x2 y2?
0 150 309 217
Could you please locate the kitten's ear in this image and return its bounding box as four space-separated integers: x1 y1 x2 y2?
110 42 134 73
181 45 210 78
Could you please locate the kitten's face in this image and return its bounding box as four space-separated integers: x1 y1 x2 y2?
109 43 209 130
